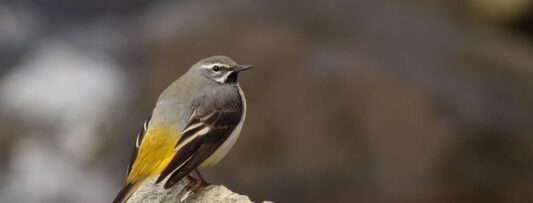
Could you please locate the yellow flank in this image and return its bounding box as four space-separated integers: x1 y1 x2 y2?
127 122 181 183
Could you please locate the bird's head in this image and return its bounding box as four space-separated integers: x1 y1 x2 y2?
190 55 253 85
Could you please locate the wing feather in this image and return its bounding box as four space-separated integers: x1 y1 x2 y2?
155 101 243 187
163 127 234 189
126 114 151 176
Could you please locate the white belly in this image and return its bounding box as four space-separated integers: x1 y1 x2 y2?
199 86 246 168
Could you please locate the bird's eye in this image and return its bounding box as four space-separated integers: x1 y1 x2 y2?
212 66 221 72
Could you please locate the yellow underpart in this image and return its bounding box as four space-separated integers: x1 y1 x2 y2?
127 122 181 183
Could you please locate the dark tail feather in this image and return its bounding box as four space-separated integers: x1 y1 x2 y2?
112 182 140 203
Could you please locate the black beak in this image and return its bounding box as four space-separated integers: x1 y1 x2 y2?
234 64 253 72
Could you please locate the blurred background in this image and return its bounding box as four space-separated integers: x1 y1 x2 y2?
1 0 533 202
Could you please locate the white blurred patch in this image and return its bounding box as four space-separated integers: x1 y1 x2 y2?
0 40 128 203
1 137 114 203
0 40 126 161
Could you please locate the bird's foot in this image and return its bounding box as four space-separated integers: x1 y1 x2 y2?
179 175 199 202
183 175 198 192
191 181 210 193
194 169 211 188
181 170 212 194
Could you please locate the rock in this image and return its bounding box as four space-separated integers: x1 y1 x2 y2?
128 178 264 203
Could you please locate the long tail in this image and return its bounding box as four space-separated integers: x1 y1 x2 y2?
112 182 142 203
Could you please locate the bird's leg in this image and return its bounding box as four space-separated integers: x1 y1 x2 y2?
191 169 209 192
182 170 211 193
183 174 199 192
190 169 211 193
194 169 211 187
178 175 199 202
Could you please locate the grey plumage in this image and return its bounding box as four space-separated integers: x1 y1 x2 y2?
151 56 246 130
114 55 252 203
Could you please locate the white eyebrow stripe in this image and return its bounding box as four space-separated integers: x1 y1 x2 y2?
200 63 227 69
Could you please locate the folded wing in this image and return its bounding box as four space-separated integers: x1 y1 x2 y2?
126 114 151 176
155 101 243 188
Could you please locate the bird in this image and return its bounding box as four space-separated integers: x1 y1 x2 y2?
112 55 252 203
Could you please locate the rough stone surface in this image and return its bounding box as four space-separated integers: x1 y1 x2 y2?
127 178 265 203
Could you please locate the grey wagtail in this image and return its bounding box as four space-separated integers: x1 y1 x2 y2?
112 56 252 203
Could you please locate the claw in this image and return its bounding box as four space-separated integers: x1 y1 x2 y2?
180 175 198 198
179 171 211 200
